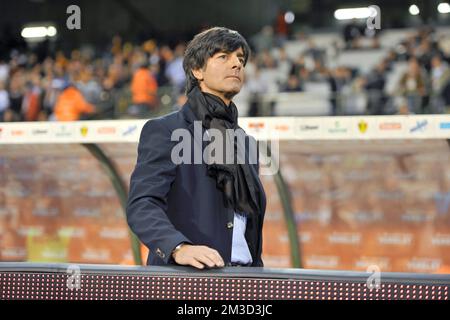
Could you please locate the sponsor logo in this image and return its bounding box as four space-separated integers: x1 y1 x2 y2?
358 120 368 133
99 227 128 239
296 209 331 224
73 208 100 218
273 124 290 132
39 249 67 260
122 125 137 136
82 249 111 262
406 258 441 272
401 212 433 222
355 257 390 270
80 126 88 137
0 207 18 217
431 234 450 246
31 129 49 136
1 248 27 259
345 211 383 223
247 122 265 133
410 120 428 133
17 226 44 237
97 127 116 135
306 255 339 268
11 129 25 136
379 122 402 130
439 122 450 129
328 121 348 133
32 207 59 217
55 125 74 137
58 227 86 238
299 124 320 131
328 232 361 244
378 233 412 245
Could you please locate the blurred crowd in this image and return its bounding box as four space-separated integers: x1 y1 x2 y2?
243 25 450 116
0 36 186 122
0 24 450 122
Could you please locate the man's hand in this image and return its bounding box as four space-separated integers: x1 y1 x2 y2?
172 244 225 269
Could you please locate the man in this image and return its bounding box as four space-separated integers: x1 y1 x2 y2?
54 84 95 121
126 27 266 269
130 62 159 116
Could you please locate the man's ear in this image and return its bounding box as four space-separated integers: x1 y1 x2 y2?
192 68 204 81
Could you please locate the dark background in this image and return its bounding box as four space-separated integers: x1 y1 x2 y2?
0 0 447 51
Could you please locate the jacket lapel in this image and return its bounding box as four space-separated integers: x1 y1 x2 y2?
181 103 209 153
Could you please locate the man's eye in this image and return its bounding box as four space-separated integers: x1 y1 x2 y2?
239 59 244 64
219 55 227 59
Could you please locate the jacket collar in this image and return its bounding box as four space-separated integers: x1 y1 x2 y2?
180 101 197 126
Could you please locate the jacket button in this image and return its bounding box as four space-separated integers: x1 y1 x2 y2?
227 222 234 229
156 248 165 258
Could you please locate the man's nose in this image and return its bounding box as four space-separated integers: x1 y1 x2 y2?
230 55 242 69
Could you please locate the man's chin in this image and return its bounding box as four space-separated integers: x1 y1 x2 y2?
224 89 241 100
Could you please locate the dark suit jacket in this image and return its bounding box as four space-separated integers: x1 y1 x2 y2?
126 103 266 266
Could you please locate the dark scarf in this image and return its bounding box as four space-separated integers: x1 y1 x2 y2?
187 86 264 217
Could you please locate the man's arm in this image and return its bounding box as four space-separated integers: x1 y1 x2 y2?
126 119 191 264
126 119 224 268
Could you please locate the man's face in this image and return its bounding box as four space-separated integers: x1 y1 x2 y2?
192 48 245 104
